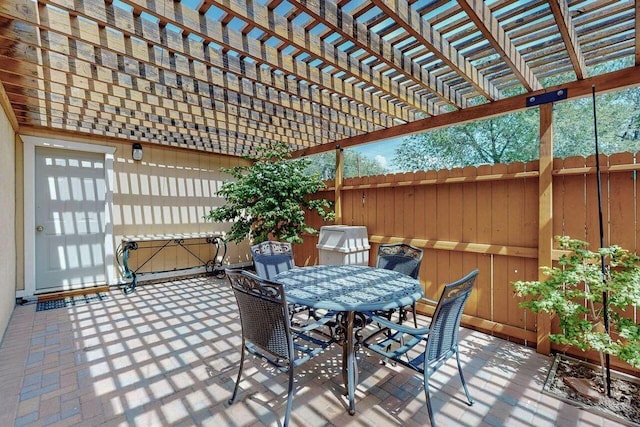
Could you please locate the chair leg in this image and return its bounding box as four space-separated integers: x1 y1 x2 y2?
412 302 418 328
228 345 246 404
283 367 295 427
455 350 474 406
423 371 436 426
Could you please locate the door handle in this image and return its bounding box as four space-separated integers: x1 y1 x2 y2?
36 225 44 232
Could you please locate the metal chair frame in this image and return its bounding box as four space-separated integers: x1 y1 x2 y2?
362 269 479 426
226 269 335 427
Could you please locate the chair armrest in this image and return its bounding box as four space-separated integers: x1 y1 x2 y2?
419 297 437 305
365 312 431 336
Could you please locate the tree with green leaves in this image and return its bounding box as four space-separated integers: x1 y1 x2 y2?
305 150 389 179
392 109 539 171
392 58 640 171
513 236 640 369
205 143 335 244
554 87 640 158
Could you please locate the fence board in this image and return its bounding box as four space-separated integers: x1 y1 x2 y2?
435 251 452 299
461 166 479 316
413 171 427 241
365 178 378 237
435 173 452 287
474 165 493 321
296 152 638 371
560 157 588 239
422 248 439 298
490 164 509 325
342 188 355 225
404 174 416 238
609 152 635 250
585 154 609 248
507 163 527 330
607 153 638 340
421 170 437 240
383 185 396 238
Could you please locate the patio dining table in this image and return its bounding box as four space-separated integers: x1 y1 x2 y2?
274 264 423 415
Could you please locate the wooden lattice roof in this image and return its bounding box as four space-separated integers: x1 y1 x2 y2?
0 0 638 157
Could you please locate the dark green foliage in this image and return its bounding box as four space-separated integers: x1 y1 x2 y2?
513 237 640 368
205 143 335 244
304 150 389 179
392 109 539 171
392 58 640 172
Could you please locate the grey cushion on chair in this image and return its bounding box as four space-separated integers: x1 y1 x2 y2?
376 255 421 279
252 253 294 280
251 241 295 280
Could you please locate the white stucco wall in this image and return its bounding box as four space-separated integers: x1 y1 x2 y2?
0 103 15 341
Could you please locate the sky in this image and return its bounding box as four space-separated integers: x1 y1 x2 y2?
349 137 404 171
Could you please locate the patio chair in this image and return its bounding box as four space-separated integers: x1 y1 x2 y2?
226 269 336 427
376 243 424 327
251 241 295 280
251 241 311 320
362 269 479 426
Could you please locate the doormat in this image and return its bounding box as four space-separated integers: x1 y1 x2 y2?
36 292 111 311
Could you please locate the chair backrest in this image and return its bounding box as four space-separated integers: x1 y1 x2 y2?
226 269 293 361
376 243 423 279
425 269 478 363
250 241 295 280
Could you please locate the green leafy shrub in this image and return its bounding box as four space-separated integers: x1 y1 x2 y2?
205 143 335 244
513 236 640 368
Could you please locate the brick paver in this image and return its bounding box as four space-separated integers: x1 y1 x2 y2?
0 276 629 426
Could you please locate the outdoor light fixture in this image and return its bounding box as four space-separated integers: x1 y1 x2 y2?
132 143 143 161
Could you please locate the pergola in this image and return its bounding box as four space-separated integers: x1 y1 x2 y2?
2 4 640 424
0 0 638 157
1 0 640 361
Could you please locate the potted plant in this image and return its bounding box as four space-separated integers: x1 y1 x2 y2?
205 143 335 244
513 236 640 422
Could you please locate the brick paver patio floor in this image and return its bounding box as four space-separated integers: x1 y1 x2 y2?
0 276 626 426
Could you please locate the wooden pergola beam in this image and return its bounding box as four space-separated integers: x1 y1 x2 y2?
13 0 396 133
294 65 640 157
548 0 587 80
1 20 355 148
2 77 334 149
457 0 542 92
201 0 434 117
122 0 415 122
0 0 636 157
370 0 500 102
4 0 397 144
287 0 464 110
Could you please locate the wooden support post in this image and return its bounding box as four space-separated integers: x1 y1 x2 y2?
537 103 554 354
335 147 344 224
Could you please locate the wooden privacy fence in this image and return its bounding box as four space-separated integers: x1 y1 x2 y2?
295 152 640 373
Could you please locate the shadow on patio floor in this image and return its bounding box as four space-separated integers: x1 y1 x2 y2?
0 276 626 426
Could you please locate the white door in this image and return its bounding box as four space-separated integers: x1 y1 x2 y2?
34 147 107 290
